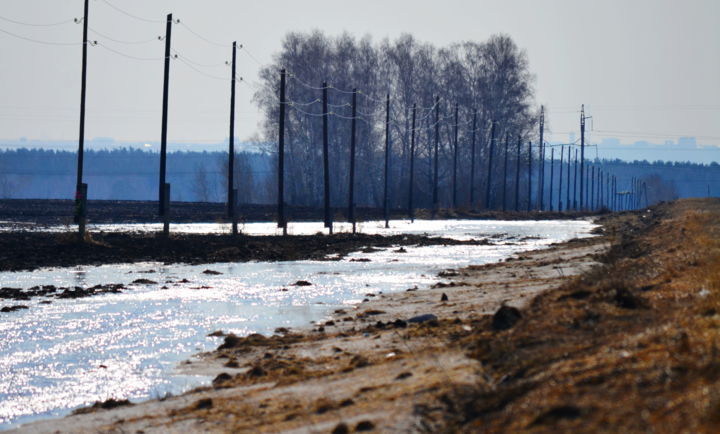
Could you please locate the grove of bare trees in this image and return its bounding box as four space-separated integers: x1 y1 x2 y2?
253 31 538 212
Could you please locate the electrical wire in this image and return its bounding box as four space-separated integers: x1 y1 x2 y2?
288 75 328 91
95 41 162 61
239 45 264 67
176 22 229 48
172 50 228 68
175 56 229 81
0 15 75 27
100 0 164 24
0 26 81 46
89 27 159 45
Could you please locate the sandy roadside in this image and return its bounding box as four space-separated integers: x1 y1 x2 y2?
9 232 607 433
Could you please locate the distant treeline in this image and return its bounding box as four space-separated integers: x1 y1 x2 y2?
0 148 717 207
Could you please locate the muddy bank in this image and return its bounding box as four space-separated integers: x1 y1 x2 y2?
0 198 600 227
0 231 495 272
7 215 608 432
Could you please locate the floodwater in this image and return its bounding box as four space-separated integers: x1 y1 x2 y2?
0 219 595 430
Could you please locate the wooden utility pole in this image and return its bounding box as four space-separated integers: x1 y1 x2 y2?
527 141 532 212
159 13 173 216
383 93 391 228
566 146 572 211
348 89 357 233
573 148 578 210
432 96 440 217
502 132 509 211
549 147 555 211
408 103 417 222
469 109 477 208
227 41 237 221
75 0 89 231
538 106 545 210
485 121 496 210
452 103 459 209
277 69 287 234
322 82 332 233
514 135 521 211
590 165 595 211
580 104 586 209
558 145 564 211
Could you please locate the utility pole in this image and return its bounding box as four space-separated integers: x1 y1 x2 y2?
590 165 595 212
383 93 391 228
432 96 440 217
538 106 545 210
469 109 477 208
613 176 617 211
485 121 496 210
527 141 532 212
348 89 357 232
74 0 90 237
579 104 586 210
277 69 287 234
566 146 571 212
159 13 173 216
408 103 416 222
573 148 582 211
549 147 555 211
452 103 459 209
502 131 509 211
227 41 237 221
558 145 564 211
514 134 521 212
322 82 332 233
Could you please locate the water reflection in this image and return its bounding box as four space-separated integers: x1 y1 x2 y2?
0 220 595 430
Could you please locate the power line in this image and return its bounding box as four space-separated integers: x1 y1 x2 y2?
175 56 229 81
176 21 229 48
172 50 228 68
0 15 75 27
99 0 164 24
0 25 81 46
95 41 162 62
89 27 159 45
240 45 264 67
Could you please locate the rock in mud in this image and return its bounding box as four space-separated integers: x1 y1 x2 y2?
331 423 350 434
194 398 213 410
202 269 223 275
212 373 232 387
131 278 157 285
293 280 313 286
441 292 449 301
1 305 28 313
408 313 438 323
614 288 646 309
492 305 522 331
355 420 376 431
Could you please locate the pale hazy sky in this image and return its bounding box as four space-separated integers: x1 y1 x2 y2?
1 0 719 152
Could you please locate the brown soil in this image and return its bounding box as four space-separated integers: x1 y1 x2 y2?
0 231 490 272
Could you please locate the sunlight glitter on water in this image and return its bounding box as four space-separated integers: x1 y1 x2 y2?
0 219 596 430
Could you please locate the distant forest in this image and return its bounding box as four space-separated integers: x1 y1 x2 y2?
0 32 717 209
0 148 717 208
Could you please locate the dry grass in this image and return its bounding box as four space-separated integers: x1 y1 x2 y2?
435 199 720 432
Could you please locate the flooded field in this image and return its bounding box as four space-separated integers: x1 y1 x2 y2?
0 219 595 430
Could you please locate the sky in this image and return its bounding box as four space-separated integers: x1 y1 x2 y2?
0 0 719 161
